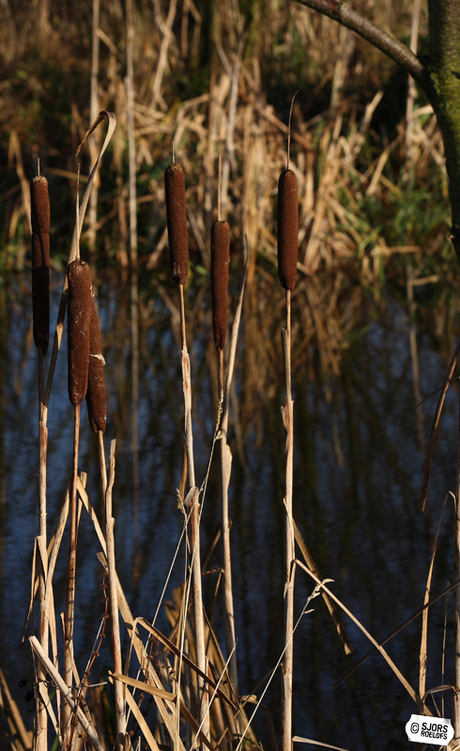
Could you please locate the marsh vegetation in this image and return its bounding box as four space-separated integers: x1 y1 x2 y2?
1 1 460 750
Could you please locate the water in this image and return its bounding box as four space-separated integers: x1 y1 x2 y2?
1 268 459 750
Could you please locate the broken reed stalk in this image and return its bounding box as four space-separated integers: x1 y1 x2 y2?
165 155 209 740
63 258 92 742
277 102 298 751
210 216 238 693
30 170 50 751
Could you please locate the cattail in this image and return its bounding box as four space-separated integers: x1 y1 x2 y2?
277 169 298 290
86 291 106 433
30 175 50 353
67 259 92 406
211 220 230 352
165 163 189 285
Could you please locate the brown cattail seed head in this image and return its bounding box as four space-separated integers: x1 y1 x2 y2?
86 291 106 433
211 220 230 352
165 163 189 285
31 176 50 234
277 169 298 290
67 259 92 406
30 175 50 353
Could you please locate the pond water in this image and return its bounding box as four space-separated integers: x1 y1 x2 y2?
1 267 459 750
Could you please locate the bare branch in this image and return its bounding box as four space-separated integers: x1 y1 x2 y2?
293 0 425 83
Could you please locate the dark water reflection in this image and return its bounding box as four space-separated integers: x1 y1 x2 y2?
1 269 459 750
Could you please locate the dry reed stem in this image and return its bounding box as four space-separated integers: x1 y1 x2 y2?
296 561 423 708
419 340 460 511
419 552 435 702
105 440 126 749
97 556 187 751
32 173 50 750
293 519 353 655
29 637 104 751
281 295 295 751
63 404 81 744
37 349 49 751
216 240 250 700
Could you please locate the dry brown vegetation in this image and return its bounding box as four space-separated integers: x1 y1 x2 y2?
0 1 454 386
1 1 459 749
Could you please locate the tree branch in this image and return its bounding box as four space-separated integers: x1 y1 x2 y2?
293 0 425 84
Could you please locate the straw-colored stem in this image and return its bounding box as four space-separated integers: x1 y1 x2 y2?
105 440 126 749
179 284 187 351
98 430 107 506
219 415 238 695
37 348 48 751
179 298 208 741
281 289 295 751
217 239 250 700
217 346 238 695
63 404 80 744
30 636 105 751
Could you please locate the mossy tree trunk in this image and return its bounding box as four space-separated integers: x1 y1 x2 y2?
293 0 460 741
426 1 460 256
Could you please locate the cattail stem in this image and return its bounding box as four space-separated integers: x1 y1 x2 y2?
31 169 51 751
98 430 107 507
36 347 49 751
179 283 187 350
281 289 295 751
217 348 224 397
182 343 209 741
105 440 125 750
63 404 81 744
219 402 238 696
